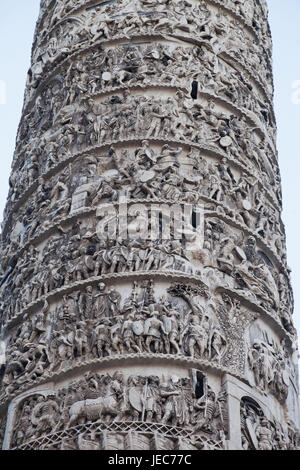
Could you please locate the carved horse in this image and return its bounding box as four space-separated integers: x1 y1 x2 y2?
67 380 121 427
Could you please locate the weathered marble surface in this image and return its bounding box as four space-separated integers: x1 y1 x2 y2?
0 0 299 450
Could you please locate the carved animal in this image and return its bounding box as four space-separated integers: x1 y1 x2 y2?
67 382 120 426
68 396 118 426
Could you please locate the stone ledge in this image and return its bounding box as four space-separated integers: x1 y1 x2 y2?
0 352 246 415
7 127 280 232
32 0 264 58
24 30 273 119
11 420 223 450
2 266 293 345
2 191 287 308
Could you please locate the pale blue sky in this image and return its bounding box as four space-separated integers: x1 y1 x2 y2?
0 0 299 334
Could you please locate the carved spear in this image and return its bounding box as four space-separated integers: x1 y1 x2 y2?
142 377 148 422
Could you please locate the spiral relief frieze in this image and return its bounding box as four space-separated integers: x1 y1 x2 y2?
0 0 299 451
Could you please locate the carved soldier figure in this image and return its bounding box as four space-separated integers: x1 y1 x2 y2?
0 0 298 452
210 326 227 363
106 288 121 317
256 417 273 451
126 375 146 421
50 321 74 370
142 375 161 423
184 315 209 359
161 302 182 354
91 319 112 358
144 308 166 353
31 396 59 438
193 385 217 432
94 282 110 317
73 322 88 358
135 141 157 169
122 313 141 353
160 377 181 426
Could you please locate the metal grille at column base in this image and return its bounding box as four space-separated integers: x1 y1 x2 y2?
0 0 299 451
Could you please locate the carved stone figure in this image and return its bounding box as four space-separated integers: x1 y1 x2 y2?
0 0 298 452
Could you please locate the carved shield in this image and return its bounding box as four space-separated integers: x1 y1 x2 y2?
163 317 172 334
102 72 112 81
242 200 252 211
219 136 232 148
132 320 144 336
139 170 156 183
235 247 247 261
282 370 290 387
128 387 143 412
102 169 120 181
138 249 147 260
85 256 95 271
67 332 74 343
246 418 258 450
